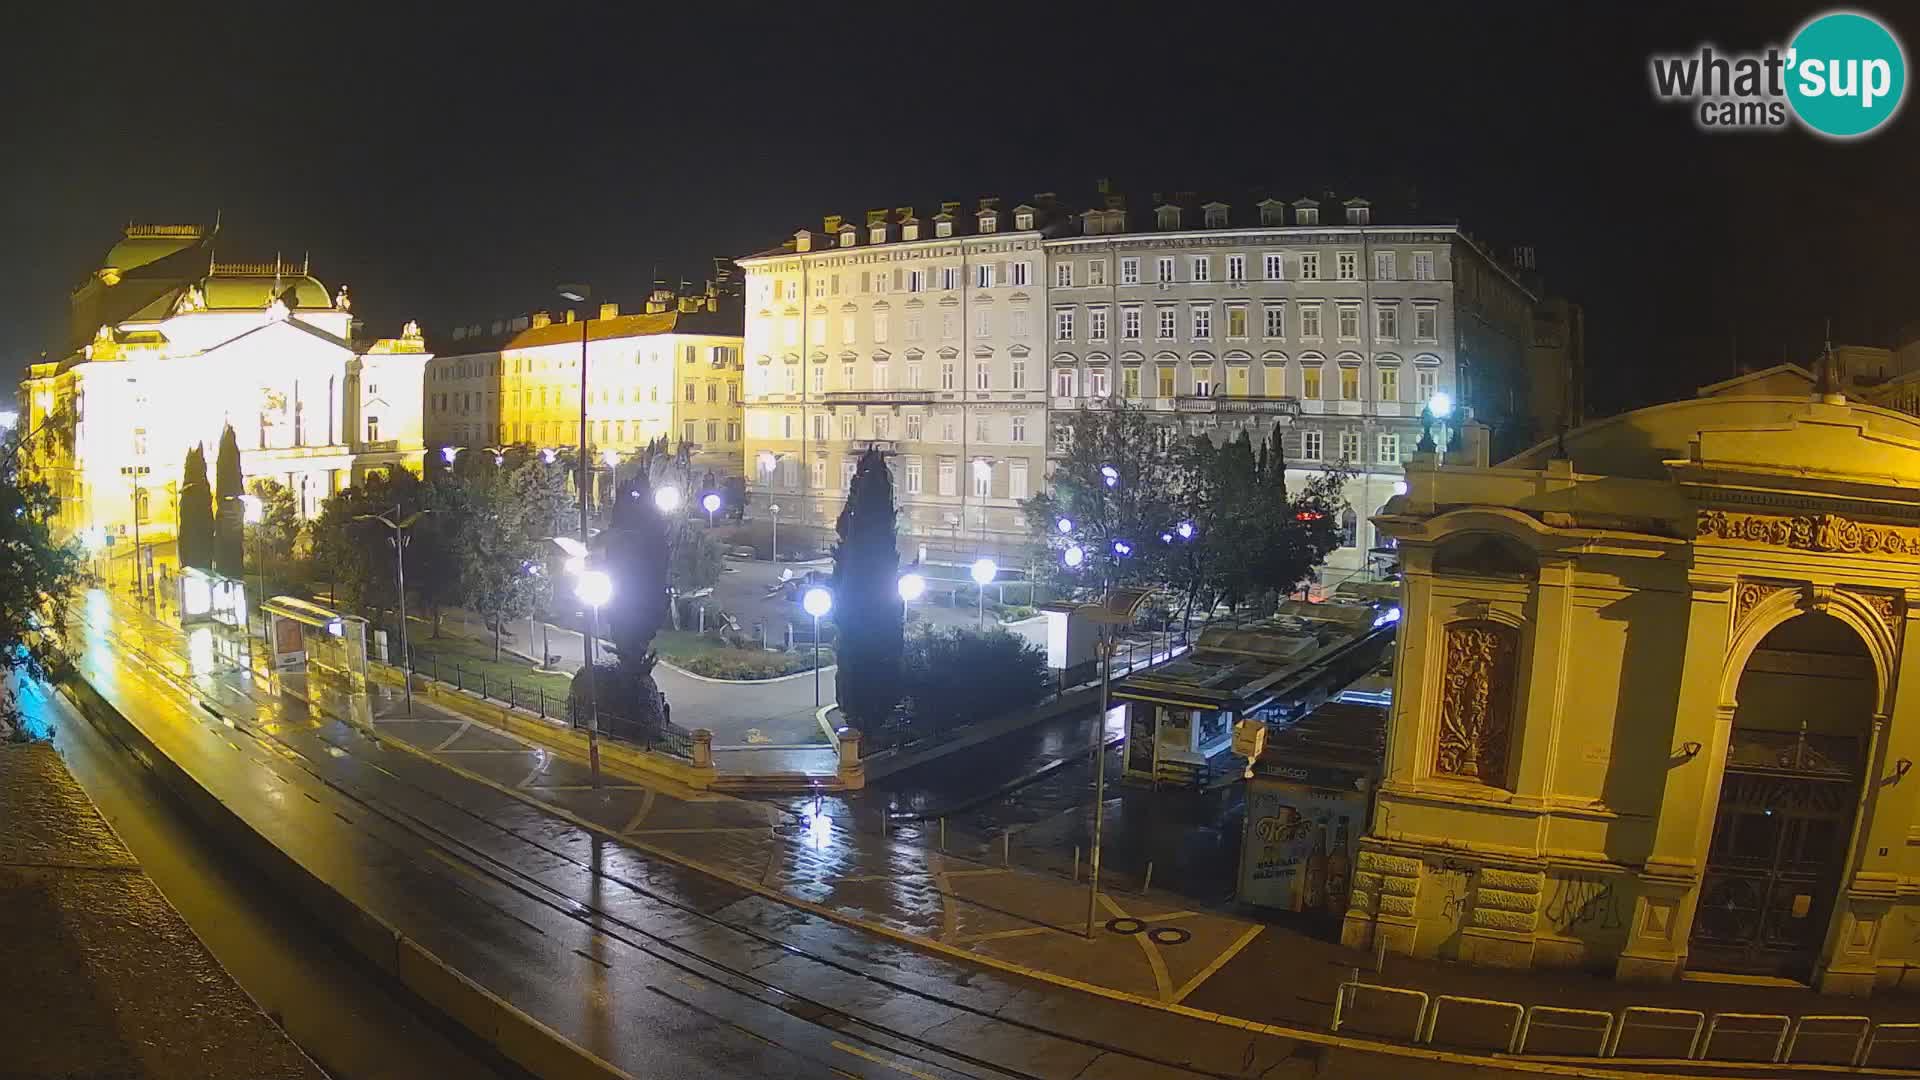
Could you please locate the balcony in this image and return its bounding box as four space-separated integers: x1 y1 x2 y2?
821 389 934 407
1175 394 1303 417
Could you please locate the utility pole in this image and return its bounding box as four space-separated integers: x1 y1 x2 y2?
560 284 602 787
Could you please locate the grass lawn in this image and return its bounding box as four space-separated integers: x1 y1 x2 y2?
654 629 831 680
407 632 573 698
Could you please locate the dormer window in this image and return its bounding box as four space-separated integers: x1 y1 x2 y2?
935 217 954 238
1346 203 1372 226
1015 210 1034 230
839 228 858 248
979 214 998 234
1295 203 1320 226
871 225 887 244
903 221 920 241
1203 204 1229 228
1258 201 1285 227
1155 206 1181 230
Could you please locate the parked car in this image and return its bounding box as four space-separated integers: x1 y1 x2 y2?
724 545 757 560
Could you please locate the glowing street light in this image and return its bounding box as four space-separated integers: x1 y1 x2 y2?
600 448 619 467
970 557 997 630
769 503 781 561
1063 544 1085 568
653 485 682 514
1112 540 1133 558
1056 516 1074 535
1393 480 1409 496
1100 464 1119 487
575 568 613 608
897 572 926 603
440 446 461 464
1428 391 1453 419
540 447 558 464
1176 521 1195 541
702 491 722 527
802 586 832 707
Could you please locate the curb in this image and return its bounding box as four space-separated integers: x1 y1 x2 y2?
657 656 836 686
59 675 633 1080
814 704 841 748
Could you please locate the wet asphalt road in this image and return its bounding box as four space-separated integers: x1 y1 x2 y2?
56 592 1296 1079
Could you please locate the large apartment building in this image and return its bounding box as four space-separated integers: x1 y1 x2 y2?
426 281 745 478
739 189 1550 574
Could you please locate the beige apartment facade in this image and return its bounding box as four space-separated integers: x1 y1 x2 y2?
426 284 744 478
740 192 1540 571
1347 382 1920 995
738 201 1054 560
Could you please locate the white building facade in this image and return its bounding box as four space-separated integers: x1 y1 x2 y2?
740 194 1538 576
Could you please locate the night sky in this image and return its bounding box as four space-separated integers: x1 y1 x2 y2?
4 2 1916 416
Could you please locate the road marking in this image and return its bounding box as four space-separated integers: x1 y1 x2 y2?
955 926 1052 945
439 748 532 754
517 760 546 788
632 826 777 835
1100 893 1173 1001
830 1040 944 1080
621 789 656 833
433 721 473 750
1173 922 1265 1004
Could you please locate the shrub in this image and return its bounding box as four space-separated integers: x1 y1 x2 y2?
902 628 1051 736
998 604 1039 621
675 647 834 680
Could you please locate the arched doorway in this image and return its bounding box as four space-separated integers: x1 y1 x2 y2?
1690 612 1873 981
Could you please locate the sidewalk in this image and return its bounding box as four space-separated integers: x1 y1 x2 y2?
0 739 325 1080
94 590 1920 1064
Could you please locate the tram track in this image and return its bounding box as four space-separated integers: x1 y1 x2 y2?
72 607 1258 1080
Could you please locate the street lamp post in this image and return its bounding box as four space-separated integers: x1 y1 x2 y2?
769 503 780 562
702 492 721 529
355 508 432 716
119 465 150 603
575 567 612 790
803 586 832 708
558 284 604 791
970 557 997 631
240 493 264 641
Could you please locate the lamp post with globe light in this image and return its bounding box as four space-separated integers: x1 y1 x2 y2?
574 565 612 789
354 508 432 716
802 586 832 707
769 503 780 561
970 557 997 630
702 492 721 529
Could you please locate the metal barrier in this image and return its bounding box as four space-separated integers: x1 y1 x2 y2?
1604 1006 1705 1060
1700 1012 1790 1063
1420 994 1524 1054
1864 1021 1920 1069
1516 1005 1612 1058
1784 1015 1870 1067
1330 982 1429 1043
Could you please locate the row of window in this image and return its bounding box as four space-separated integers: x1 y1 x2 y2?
435 418 744 448
431 344 739 383
756 411 1035 446
748 355 1438 401
771 295 1440 350
430 379 740 414
768 456 1032 501
1046 364 1439 403
760 248 1441 306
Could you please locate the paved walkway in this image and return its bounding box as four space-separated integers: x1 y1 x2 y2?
0 738 325 1079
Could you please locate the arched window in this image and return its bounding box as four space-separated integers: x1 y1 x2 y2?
1339 506 1359 547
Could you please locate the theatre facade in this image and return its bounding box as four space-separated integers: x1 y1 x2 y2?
1345 379 1920 994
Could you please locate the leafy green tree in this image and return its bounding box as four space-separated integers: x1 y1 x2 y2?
177 444 215 571
831 447 904 733
213 425 245 578
447 457 557 661
0 431 86 738
671 529 723 594
902 628 1050 737
308 467 436 614
245 478 300 569
1022 400 1184 592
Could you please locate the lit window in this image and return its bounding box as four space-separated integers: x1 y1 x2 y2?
1227 305 1248 339
1303 365 1323 399
1380 367 1399 401
1341 367 1360 400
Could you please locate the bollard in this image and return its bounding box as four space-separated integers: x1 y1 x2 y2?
880 811 888 838
1002 831 1011 865
939 817 947 851
1374 930 1388 974
537 686 545 718
1073 845 1081 883
1142 861 1154 894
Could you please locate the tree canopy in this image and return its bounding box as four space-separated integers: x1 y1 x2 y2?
177 444 215 571
213 425 245 578
831 447 904 733
0 432 86 736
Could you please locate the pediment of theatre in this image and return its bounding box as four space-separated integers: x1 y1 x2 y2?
194 316 355 375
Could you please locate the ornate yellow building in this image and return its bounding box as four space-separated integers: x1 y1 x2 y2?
1347 379 1920 995
425 283 743 478
22 224 429 549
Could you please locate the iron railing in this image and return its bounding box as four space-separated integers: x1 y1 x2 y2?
400 646 695 759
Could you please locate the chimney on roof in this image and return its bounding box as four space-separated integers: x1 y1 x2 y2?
978 197 1000 211
1095 178 1111 195
865 208 887 226
678 294 700 313
1034 192 1057 210
599 302 619 320
940 200 962 217
531 311 551 329
824 214 843 235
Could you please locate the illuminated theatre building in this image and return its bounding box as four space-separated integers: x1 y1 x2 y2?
1346 368 1920 993
22 224 429 552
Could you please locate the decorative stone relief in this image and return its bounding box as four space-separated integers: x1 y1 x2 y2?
1434 621 1518 783
1350 850 1422 921
1735 579 1794 630
1699 509 1920 557
1842 587 1902 641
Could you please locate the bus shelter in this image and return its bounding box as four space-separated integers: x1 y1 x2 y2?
261 596 371 728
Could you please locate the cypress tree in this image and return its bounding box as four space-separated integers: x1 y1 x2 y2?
213 425 245 578
178 444 215 571
831 447 903 733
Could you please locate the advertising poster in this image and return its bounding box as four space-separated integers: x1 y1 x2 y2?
1239 777 1367 914
1124 703 1158 779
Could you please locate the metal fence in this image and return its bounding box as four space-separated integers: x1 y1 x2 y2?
1331 980 1900 1068
401 648 694 760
